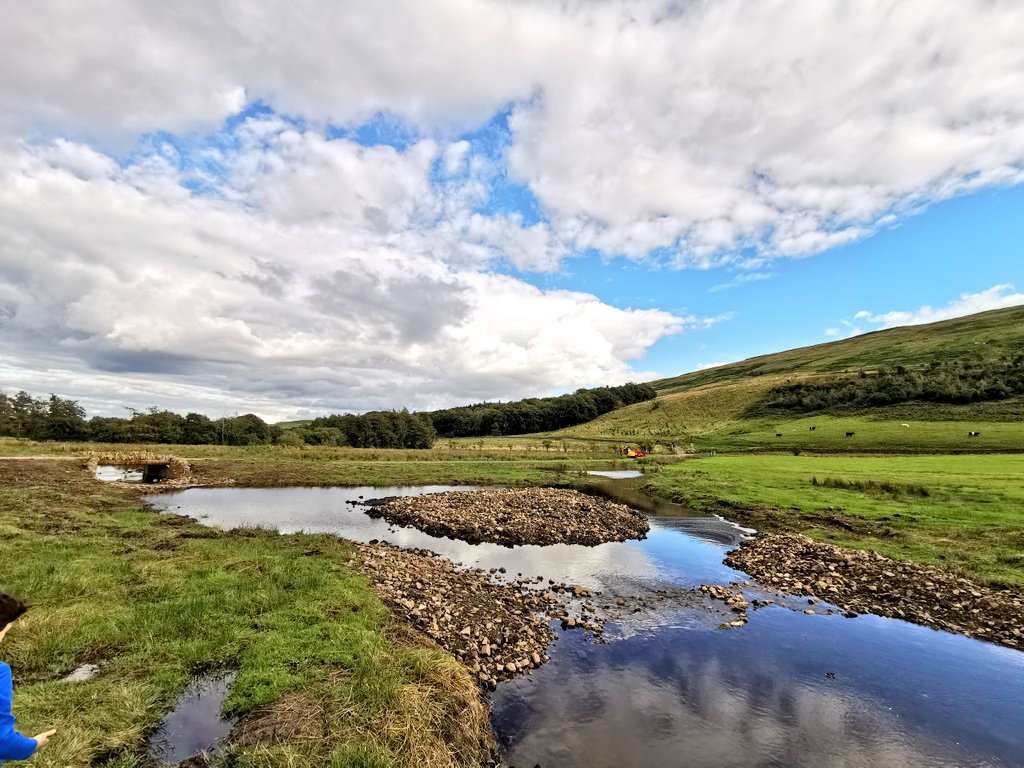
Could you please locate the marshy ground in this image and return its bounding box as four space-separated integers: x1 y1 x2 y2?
3 438 1024 766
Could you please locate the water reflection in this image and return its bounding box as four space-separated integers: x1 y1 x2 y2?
149 673 236 764
95 465 143 483
146 485 744 591
147 484 1024 767
493 609 1024 767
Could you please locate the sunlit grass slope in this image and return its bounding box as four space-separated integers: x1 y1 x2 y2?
655 304 1024 394
560 305 1024 451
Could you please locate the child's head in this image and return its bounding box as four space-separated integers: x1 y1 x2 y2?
0 591 29 641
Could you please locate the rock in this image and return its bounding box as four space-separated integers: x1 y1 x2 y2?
725 533 1024 652
363 487 650 547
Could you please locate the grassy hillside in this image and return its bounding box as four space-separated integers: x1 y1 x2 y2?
560 305 1024 451
655 304 1024 394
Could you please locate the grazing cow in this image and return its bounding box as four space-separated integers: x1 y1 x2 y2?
776 433 783 437
845 431 855 437
809 426 816 431
968 431 981 437
901 423 910 428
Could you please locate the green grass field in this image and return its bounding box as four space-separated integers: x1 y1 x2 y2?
0 459 491 768
558 379 1024 452
643 453 1024 588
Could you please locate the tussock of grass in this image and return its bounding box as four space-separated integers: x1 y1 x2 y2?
810 476 930 497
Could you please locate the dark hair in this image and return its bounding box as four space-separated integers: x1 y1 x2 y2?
0 591 29 627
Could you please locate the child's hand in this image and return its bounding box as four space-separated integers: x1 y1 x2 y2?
33 730 57 749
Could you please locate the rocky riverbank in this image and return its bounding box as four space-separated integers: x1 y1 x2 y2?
351 542 606 689
364 487 649 546
726 533 1024 650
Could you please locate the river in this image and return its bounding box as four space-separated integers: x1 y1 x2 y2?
146 479 1024 767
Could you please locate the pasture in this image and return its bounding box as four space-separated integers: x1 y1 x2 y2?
644 453 1024 588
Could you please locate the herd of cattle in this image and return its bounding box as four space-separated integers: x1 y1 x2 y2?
771 427 982 438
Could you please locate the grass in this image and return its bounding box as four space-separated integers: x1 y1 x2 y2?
557 379 1024 452
643 453 1024 588
653 304 1024 393
557 305 1024 453
0 459 492 767
0 436 637 489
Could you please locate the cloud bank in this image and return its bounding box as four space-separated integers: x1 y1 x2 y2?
1 1 1023 416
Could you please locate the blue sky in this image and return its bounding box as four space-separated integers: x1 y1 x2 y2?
1 1 1023 419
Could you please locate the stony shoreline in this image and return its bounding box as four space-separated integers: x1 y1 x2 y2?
350 542 606 689
726 533 1024 650
364 487 650 547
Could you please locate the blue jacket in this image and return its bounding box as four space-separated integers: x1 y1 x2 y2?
0 662 36 765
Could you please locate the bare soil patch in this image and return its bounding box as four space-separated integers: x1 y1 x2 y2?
365 487 649 546
726 533 1024 650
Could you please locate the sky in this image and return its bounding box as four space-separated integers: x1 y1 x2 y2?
1 1 1023 421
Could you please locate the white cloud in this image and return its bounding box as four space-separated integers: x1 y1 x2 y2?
2 1 1023 415
710 272 774 293
694 360 737 372
0 138 695 417
852 284 1024 330
2 1 1023 265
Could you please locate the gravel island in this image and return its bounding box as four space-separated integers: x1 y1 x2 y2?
365 487 650 547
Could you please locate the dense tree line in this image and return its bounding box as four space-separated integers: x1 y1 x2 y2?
754 358 1024 414
1 381 652 448
428 382 658 437
301 410 437 449
0 390 435 448
0 391 279 445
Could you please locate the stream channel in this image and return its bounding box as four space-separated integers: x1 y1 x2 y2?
146 475 1024 767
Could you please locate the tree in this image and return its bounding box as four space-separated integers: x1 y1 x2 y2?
181 412 218 444
45 395 87 440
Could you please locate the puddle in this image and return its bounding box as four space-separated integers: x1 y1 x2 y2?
61 663 101 683
147 485 745 590
148 673 236 765
147 484 1024 767
95 465 144 483
586 470 645 479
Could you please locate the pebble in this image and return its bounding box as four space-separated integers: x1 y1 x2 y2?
352 542 603 686
725 533 1024 651
363 487 650 547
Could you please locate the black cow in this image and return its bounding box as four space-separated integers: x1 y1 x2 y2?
968 431 981 437
845 431 855 437
809 426 816 431
776 433 783 437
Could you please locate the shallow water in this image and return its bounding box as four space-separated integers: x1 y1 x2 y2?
95 465 143 483
148 484 1024 767
148 673 236 764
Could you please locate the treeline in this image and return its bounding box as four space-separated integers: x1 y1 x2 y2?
0 390 436 449
428 382 657 437
300 411 436 449
754 358 1024 414
0 391 278 445
1 380 652 448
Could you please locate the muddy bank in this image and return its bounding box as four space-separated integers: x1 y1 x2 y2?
727 533 1024 650
364 487 649 546
351 542 607 689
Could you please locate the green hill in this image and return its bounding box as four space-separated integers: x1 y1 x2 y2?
560 305 1024 452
